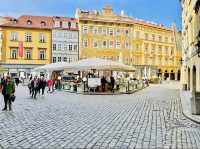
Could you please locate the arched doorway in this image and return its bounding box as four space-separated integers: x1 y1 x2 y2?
157 69 162 78
164 70 169 80
188 67 190 90
170 70 175 80
192 66 196 92
177 70 181 81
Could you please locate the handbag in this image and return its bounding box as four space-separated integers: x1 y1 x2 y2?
10 95 16 102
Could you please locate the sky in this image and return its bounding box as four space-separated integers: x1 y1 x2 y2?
0 0 182 30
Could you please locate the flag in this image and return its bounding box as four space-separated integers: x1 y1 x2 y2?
18 41 24 57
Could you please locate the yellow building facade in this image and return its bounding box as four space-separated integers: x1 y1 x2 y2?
76 6 182 80
0 16 52 77
181 0 200 92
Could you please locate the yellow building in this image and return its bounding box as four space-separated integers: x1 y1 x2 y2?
76 6 182 80
180 0 200 106
0 15 52 77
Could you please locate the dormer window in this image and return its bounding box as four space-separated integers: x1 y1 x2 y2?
11 19 17 24
41 21 46 27
68 22 71 29
27 20 32 25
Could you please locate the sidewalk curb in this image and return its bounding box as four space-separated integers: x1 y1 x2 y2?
180 90 200 124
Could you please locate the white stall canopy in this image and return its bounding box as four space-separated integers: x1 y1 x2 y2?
34 58 135 72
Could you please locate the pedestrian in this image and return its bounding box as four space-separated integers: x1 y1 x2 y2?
37 78 42 95
110 76 115 92
1 76 7 110
101 76 107 92
40 77 47 95
28 77 32 95
31 77 39 99
15 77 20 86
47 79 53 93
2 76 15 111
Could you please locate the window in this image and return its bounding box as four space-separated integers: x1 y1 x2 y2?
98 27 102 34
58 44 62 50
58 57 61 62
10 32 18 41
25 32 32 42
41 21 46 27
39 33 45 43
53 57 56 63
25 49 32 59
152 34 155 41
171 37 174 43
55 21 60 28
10 48 17 59
63 32 68 38
159 36 162 42
165 37 168 43
53 44 56 51
39 49 45 60
93 40 98 48
64 44 68 51
125 41 129 49
102 40 107 48
109 28 113 36
102 28 107 35
152 44 156 53
125 29 129 36
136 44 139 51
145 33 148 40
68 22 71 28
83 39 88 48
109 40 114 48
116 40 121 49
144 43 148 52
83 26 88 34
136 31 140 39
27 20 32 25
69 44 73 51
93 27 98 35
165 46 169 55
63 57 67 62
74 45 78 51
159 46 162 54
171 47 174 55
116 29 120 35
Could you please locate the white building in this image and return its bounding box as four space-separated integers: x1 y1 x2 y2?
52 17 79 63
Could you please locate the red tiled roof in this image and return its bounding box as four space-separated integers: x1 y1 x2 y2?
0 15 54 29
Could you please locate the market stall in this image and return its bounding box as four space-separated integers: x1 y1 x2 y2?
34 58 148 94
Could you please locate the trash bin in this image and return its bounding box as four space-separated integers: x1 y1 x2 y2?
191 92 200 115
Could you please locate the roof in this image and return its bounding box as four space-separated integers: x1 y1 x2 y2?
77 8 173 32
0 15 54 29
52 16 79 30
0 15 79 31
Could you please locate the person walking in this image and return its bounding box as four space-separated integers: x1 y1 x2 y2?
101 76 107 92
31 77 38 99
2 76 15 111
110 76 115 92
1 76 7 111
40 77 47 95
47 79 53 93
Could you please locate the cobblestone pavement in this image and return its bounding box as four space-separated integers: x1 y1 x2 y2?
0 82 200 149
